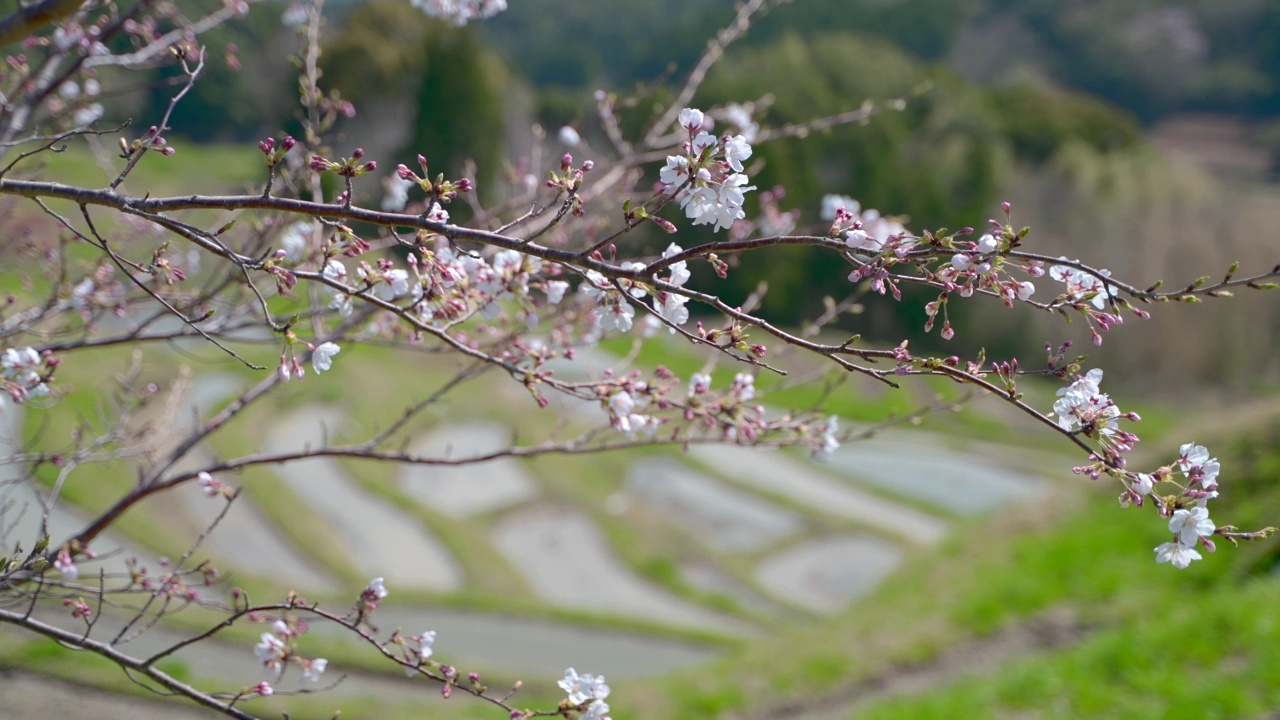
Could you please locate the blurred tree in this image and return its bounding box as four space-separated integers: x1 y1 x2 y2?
322 0 509 196
141 5 289 141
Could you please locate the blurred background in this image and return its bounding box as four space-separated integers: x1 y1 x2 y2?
106 0 1280 392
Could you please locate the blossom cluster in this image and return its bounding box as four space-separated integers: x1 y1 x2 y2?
409 0 507 25
1 347 53 404
1048 366 1224 570
605 387 660 438
1048 258 1134 344
1121 442 1222 569
252 616 328 683
660 108 756 232
1051 369 1139 460
582 242 691 336
318 239 551 330
1050 258 1118 310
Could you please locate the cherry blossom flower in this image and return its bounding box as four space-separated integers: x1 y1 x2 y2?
639 314 662 338
720 103 759 142
1178 442 1212 471
615 412 659 437
311 342 341 374
598 301 635 333
723 134 753 172
691 131 717 156
680 183 720 226
1155 540 1202 569
608 391 635 418
73 103 104 127
302 657 328 683
658 293 690 328
544 280 569 304
279 222 310 262
197 471 228 498
376 268 412 301
54 549 77 581
381 175 414 212
416 630 436 662
1050 258 1119 309
559 667 610 706
814 416 840 461
323 260 353 317
253 632 286 671
580 270 612 301
1051 369 1128 446
689 372 712 397
1169 506 1215 547
659 155 690 190
558 126 581 147
662 243 690 287
678 108 705 132
820 194 859 221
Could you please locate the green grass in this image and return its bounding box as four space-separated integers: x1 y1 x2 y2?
857 577 1280 719
25 138 262 195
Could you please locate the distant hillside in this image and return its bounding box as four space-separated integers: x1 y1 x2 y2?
479 0 1280 123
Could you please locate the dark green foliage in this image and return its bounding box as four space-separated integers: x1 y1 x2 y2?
322 0 434 98
986 85 1140 163
142 4 289 141
321 0 508 195
406 26 506 193
481 0 1280 123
